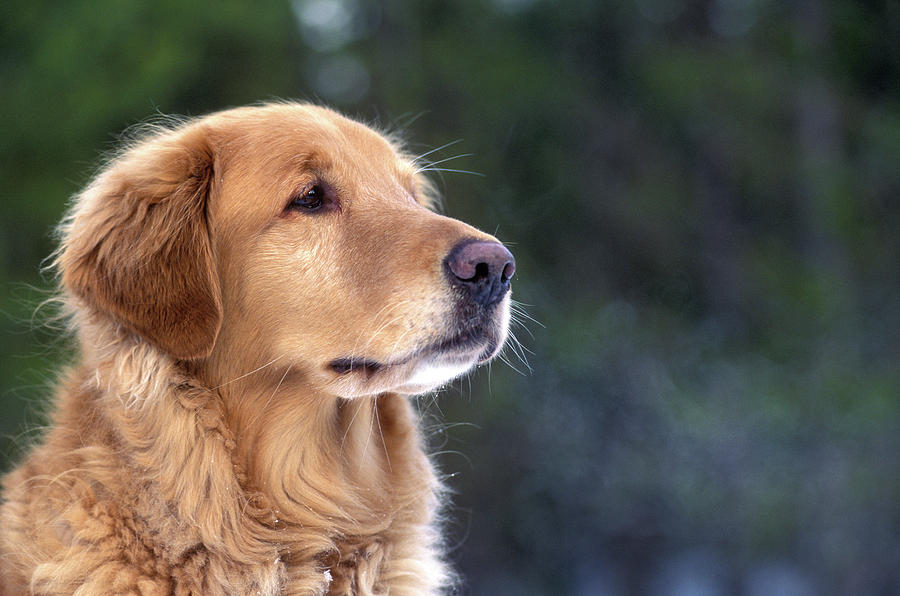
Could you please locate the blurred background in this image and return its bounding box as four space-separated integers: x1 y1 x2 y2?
2 1 899 594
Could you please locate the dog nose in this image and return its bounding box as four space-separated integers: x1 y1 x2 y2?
445 240 516 307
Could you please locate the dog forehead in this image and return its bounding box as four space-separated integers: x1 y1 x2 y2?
209 105 417 225
225 105 399 161
218 106 409 187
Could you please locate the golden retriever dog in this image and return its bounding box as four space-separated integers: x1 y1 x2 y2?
0 103 515 595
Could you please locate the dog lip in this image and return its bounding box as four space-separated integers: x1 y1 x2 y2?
329 358 384 376
329 329 495 377
427 331 488 356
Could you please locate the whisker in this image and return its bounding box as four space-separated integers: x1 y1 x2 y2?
510 301 545 328
389 110 429 133
427 391 445 418
431 449 474 471
410 139 465 164
374 395 392 473
245 361 292 431
362 397 375 461
496 350 528 377
415 167 485 177
509 312 537 341
414 153 474 171
214 355 283 389
340 398 365 455
505 329 533 373
510 311 543 333
440 421 482 431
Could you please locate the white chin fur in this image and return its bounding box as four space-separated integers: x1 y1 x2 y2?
397 358 477 394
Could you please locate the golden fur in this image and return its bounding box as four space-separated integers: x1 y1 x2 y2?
0 103 512 595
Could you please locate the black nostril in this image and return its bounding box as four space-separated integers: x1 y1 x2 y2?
445 239 516 307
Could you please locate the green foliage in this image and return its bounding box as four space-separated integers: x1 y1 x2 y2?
2 1 899 594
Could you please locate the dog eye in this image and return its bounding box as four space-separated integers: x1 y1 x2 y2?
288 185 325 212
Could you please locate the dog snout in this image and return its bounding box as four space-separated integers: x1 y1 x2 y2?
445 240 516 307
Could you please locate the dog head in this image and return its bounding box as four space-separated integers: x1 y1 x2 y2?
59 103 514 397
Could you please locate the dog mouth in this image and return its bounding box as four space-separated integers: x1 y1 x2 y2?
327 327 499 380
328 357 385 377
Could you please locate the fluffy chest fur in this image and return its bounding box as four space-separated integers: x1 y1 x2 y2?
1 340 447 595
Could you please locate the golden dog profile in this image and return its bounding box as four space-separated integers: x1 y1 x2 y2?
0 103 515 595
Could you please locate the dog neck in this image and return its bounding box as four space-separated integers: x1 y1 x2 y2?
74 323 446 591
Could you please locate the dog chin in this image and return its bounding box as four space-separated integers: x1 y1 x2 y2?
391 331 507 395
393 355 481 395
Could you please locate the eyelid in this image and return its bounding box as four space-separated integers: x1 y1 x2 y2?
282 178 342 216
293 184 324 208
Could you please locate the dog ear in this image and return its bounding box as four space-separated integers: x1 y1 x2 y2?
59 124 222 360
